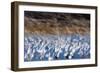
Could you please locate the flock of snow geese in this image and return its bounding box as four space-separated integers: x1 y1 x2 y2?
24 34 90 61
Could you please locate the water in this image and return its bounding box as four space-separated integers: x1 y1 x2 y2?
24 34 90 62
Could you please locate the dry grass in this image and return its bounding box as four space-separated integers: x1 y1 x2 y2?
24 13 90 35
